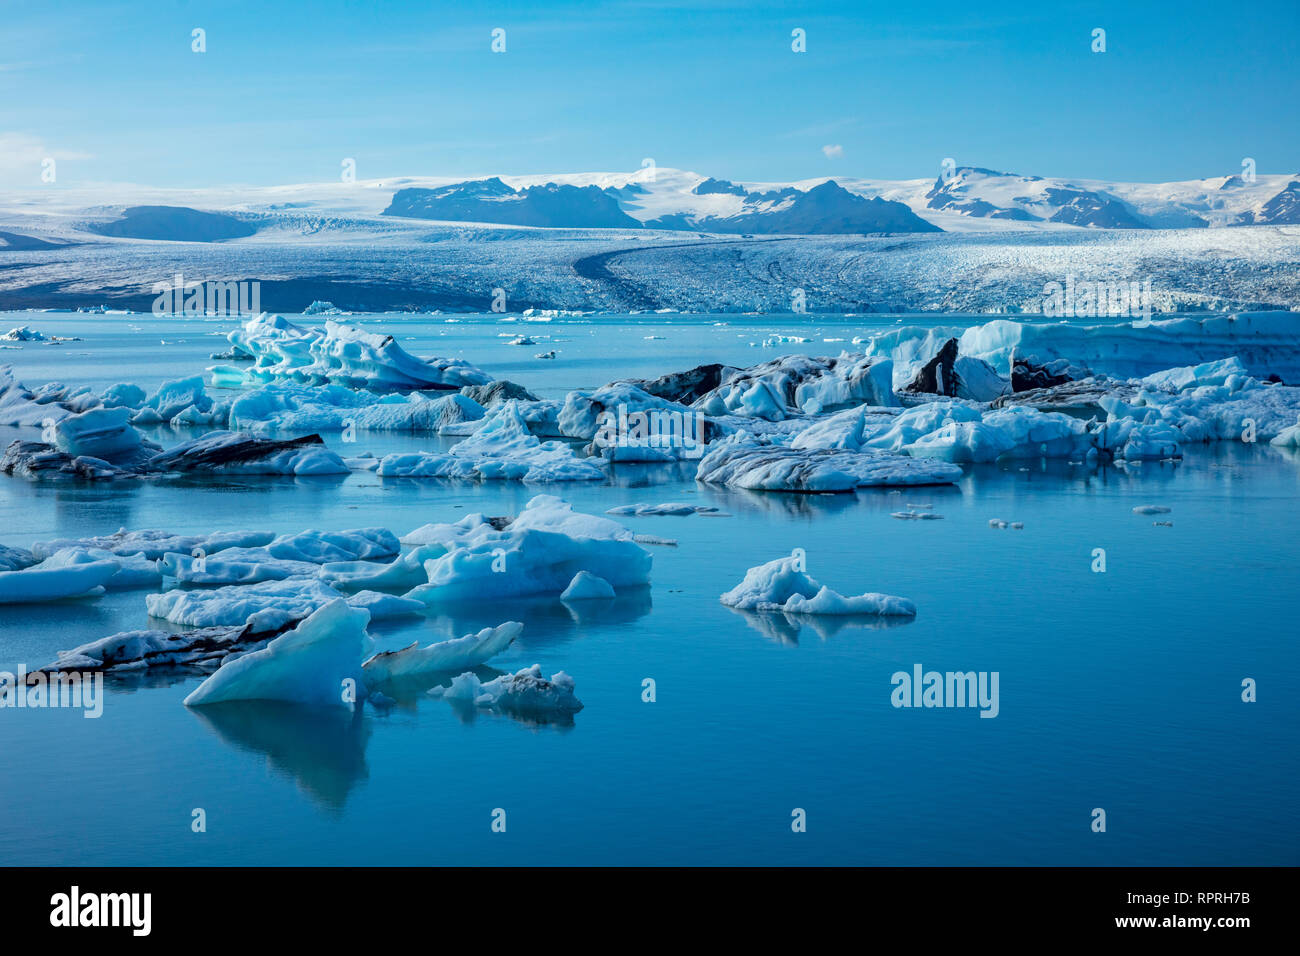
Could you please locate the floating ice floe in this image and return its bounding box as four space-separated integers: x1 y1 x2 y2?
132 376 228 427
52 407 159 466
361 621 521 684
1270 423 1300 447
696 434 962 492
146 578 420 632
1132 505 1171 515
605 502 726 516
319 543 445 590
36 547 162 589
377 400 605 482
1 327 49 342
402 494 652 604
720 555 916 616
227 383 484 436
35 623 269 675
692 353 897 419
226 314 493 392
429 664 583 716
158 528 398 584
0 367 102 426
31 528 273 562
0 559 121 604
184 599 371 708
147 431 349 475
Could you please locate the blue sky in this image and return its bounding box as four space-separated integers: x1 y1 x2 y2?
3 0 1297 187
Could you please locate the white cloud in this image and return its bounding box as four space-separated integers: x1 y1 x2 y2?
822 144 844 159
0 132 92 184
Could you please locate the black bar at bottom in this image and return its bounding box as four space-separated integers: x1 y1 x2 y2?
0 866 1283 940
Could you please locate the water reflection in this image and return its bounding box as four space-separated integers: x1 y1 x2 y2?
726 605 916 645
189 700 370 813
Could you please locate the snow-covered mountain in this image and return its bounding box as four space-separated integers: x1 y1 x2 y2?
3 164 1297 244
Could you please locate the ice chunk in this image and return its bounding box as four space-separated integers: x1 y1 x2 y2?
0 559 119 604
52 407 156 465
35 624 265 674
146 578 416 632
37 547 162 589
1270 423 1300 447
429 664 583 715
146 431 348 475
720 555 915 616
361 621 521 684
605 502 724 516
1139 356 1250 392
377 403 606 482
228 314 492 392
184 599 372 708
403 495 651 604
132 376 223 426
227 383 484 436
560 571 616 600
31 528 273 562
0 543 36 572
319 544 448 590
696 435 962 491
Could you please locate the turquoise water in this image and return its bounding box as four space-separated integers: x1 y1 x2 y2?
0 313 1296 865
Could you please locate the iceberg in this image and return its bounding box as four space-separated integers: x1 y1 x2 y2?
403 495 652 604
228 314 492 392
0 543 36 572
319 544 447 590
0 367 101 427
0 559 120 604
145 578 419 632
560 570 616 600
605 502 725 516
146 431 348 475
695 435 962 492
36 547 162 589
35 623 266 675
131 376 226 427
692 353 897 419
720 555 916 616
32 528 273 562
227 383 484 436
361 621 521 684
52 407 157 465
429 664 583 715
184 599 371 708
378 401 606 482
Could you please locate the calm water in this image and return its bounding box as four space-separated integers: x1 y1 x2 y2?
0 312 1296 865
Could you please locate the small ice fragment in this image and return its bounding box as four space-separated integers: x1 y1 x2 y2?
560 571 616 601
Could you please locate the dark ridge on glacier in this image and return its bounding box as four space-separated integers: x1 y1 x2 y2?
86 206 259 242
